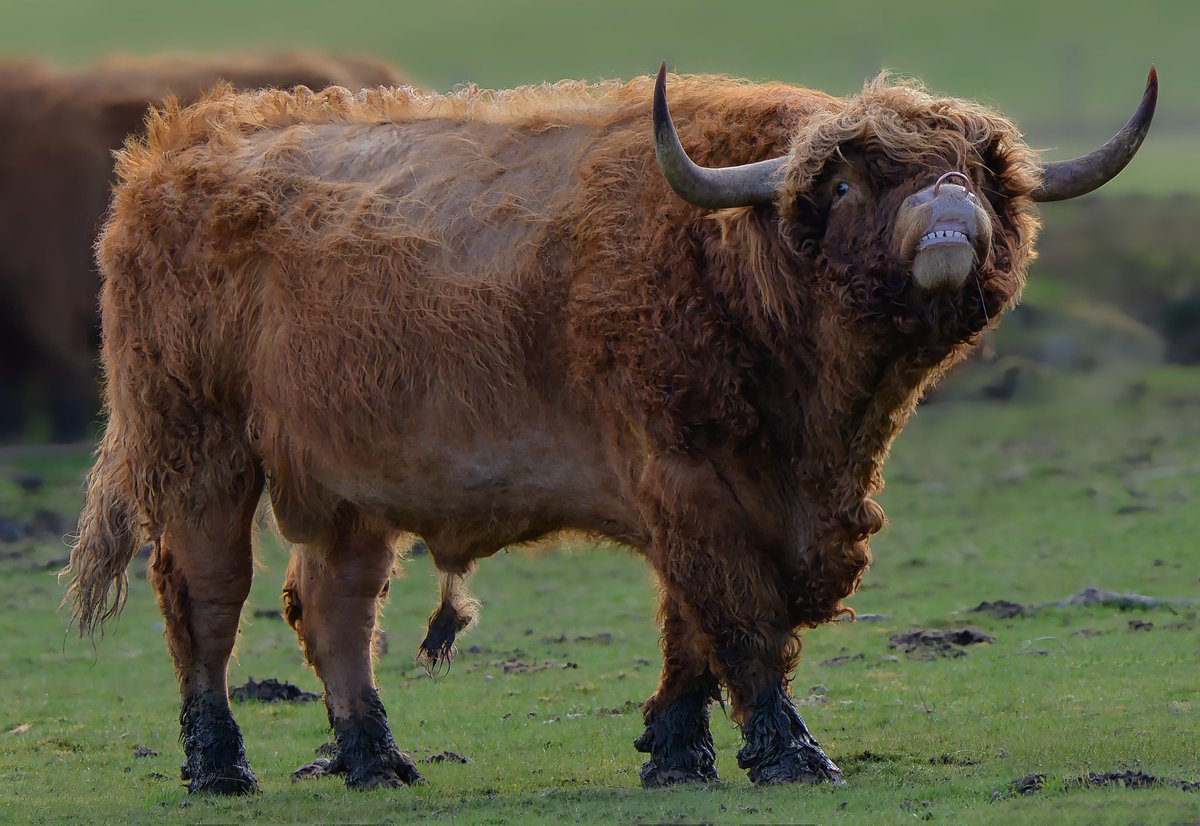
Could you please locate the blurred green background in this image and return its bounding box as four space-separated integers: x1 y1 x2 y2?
3 0 1193 192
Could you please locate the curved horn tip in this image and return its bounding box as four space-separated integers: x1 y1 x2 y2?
1031 66 1158 202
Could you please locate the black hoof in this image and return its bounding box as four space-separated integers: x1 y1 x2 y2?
346 750 425 789
319 689 427 789
182 759 259 794
180 691 258 794
744 743 844 786
635 690 720 788
292 749 424 789
639 762 720 788
737 685 845 786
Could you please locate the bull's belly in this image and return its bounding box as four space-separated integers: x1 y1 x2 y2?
298 404 644 565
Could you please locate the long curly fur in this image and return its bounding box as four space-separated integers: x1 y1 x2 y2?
70 70 1040 718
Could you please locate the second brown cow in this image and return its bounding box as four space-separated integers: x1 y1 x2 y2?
0 50 407 441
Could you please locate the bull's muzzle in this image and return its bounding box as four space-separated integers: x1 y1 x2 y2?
897 171 993 291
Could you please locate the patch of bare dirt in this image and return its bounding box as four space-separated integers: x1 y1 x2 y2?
820 653 866 666
464 650 579 675
972 600 1027 619
0 509 72 544
1048 587 1196 610
421 750 472 764
228 677 319 703
889 627 994 659
1012 770 1200 795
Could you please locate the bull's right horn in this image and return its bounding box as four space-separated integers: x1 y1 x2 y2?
653 62 786 209
1032 66 1158 202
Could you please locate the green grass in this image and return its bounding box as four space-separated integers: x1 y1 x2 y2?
2 368 1199 823
1 0 1196 193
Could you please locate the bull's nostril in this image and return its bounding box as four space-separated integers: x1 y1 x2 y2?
933 171 972 196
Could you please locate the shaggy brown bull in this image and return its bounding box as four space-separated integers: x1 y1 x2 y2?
67 63 1155 792
0 50 406 442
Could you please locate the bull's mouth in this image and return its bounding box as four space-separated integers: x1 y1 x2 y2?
916 220 972 252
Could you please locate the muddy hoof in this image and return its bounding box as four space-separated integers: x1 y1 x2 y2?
635 692 719 788
182 760 259 795
345 750 425 790
639 760 720 788
294 750 425 789
744 744 844 786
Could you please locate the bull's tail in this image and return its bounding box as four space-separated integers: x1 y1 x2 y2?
63 428 142 636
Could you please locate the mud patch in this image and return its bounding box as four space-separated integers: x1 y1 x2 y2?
0 508 72 543
973 600 1027 619
464 651 578 675
229 677 319 703
593 700 640 716
821 653 866 666
889 627 994 659
1013 770 1200 795
1047 587 1197 610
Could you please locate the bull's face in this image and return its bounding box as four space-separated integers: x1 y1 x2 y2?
814 154 998 296
653 63 1156 310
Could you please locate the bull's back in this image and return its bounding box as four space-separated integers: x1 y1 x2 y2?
100 101 634 547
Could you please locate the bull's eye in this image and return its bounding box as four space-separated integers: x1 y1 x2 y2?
835 181 851 198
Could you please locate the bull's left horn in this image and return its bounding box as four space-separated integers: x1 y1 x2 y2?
1032 66 1158 202
653 62 786 209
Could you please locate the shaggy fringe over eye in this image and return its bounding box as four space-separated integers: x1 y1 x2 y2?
777 73 1043 211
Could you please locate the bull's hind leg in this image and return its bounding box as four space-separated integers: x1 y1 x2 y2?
284 510 422 788
151 468 264 794
635 592 720 787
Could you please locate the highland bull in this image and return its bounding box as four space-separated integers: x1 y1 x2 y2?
67 63 1155 791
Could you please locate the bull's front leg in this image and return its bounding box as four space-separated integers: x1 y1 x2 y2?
635 593 720 787
668 566 843 786
640 460 843 786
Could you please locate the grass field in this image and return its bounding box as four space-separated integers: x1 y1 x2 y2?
1 368 1198 824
